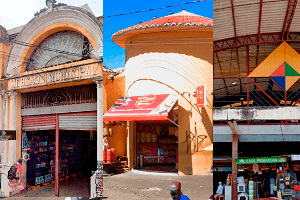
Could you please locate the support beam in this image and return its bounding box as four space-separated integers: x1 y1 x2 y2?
231 0 237 45
284 0 298 40
282 0 292 40
228 121 238 200
258 0 263 42
249 78 280 106
214 106 300 121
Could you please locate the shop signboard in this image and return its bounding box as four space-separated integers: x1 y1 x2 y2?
138 143 158 156
104 94 179 121
253 163 259 173
236 157 287 164
213 167 232 172
7 59 102 90
195 85 207 107
291 155 300 161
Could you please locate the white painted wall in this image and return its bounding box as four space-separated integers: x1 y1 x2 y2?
0 140 16 197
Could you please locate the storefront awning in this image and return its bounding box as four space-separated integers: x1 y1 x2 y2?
103 94 178 122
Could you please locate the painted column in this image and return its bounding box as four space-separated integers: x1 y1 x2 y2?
232 133 238 200
4 93 9 130
94 76 103 197
9 91 17 130
55 113 59 196
228 121 238 200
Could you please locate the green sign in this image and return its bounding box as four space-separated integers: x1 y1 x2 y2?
236 157 287 164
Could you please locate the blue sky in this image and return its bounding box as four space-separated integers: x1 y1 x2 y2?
103 0 213 70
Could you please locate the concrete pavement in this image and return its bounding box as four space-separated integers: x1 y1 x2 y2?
1 171 213 200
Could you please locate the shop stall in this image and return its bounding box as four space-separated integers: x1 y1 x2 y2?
103 94 179 172
25 130 96 188
136 124 178 171
230 156 300 199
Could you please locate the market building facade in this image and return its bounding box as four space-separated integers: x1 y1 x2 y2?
214 1 300 199
0 1 103 197
103 10 213 175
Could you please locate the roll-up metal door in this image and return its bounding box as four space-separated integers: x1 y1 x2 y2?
22 115 56 130
59 114 97 130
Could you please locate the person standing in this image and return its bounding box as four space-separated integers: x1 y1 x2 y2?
264 178 270 198
8 158 24 197
167 181 190 200
214 181 224 200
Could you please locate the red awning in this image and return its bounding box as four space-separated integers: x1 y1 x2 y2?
103 94 178 121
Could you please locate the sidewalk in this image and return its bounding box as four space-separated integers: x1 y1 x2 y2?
1 171 212 200
102 171 212 200
1 176 89 199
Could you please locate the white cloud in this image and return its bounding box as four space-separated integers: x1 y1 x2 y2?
0 0 103 30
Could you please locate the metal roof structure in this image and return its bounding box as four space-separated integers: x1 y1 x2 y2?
213 0 300 107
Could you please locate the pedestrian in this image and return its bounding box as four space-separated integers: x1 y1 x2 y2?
8 158 24 197
214 181 224 200
264 178 270 198
167 181 190 200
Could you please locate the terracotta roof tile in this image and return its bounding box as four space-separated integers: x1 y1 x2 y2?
113 10 213 37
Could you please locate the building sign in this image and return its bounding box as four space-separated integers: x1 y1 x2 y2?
23 137 29 149
213 167 232 172
7 61 102 90
236 157 287 164
253 163 259 173
248 42 300 91
138 143 158 156
291 155 300 161
195 85 207 107
103 94 179 121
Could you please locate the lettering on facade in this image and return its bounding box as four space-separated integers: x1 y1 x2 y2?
9 64 99 90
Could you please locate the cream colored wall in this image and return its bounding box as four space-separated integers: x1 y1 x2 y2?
123 28 213 175
124 29 213 65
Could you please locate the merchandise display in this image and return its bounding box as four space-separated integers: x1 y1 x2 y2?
137 124 178 166
26 130 93 186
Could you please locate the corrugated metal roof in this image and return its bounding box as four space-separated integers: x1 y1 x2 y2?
290 3 300 32
261 1 287 34
213 0 300 107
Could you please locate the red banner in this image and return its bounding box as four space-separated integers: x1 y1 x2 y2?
103 94 178 121
138 143 158 156
196 85 207 107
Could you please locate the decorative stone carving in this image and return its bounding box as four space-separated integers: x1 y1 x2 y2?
34 0 67 16
26 31 92 71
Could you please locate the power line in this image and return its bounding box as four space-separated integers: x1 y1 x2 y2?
103 0 206 18
0 38 96 59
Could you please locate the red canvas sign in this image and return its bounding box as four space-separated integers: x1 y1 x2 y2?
138 143 158 156
196 85 207 107
103 94 178 121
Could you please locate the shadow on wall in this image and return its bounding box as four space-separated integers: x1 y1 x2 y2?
178 104 213 175
178 105 193 175
106 125 127 159
200 107 213 143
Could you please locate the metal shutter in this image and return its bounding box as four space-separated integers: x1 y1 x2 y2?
59 112 97 130
22 115 56 131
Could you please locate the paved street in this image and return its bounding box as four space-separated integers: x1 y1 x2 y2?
1 171 213 200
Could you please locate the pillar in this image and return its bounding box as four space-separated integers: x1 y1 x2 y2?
4 93 8 130
228 121 238 200
92 76 103 197
9 91 17 130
